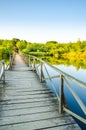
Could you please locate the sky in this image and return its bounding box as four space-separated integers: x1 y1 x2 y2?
0 0 86 43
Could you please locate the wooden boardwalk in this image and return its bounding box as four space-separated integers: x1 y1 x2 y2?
0 54 81 130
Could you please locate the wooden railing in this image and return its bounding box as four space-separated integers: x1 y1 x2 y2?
0 54 15 83
22 54 86 124
21 53 86 124
9 54 15 70
5 54 15 70
0 60 5 83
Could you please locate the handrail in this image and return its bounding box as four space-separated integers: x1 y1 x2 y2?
0 60 5 83
0 54 15 83
5 53 15 70
21 53 86 124
9 54 14 70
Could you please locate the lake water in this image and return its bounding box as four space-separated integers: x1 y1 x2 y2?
57 65 86 83
42 64 86 129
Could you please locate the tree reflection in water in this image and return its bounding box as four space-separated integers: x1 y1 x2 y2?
42 56 86 70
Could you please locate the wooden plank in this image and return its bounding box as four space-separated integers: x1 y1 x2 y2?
0 116 80 130
0 92 55 100
0 101 58 111
0 96 57 105
0 105 58 117
0 111 69 126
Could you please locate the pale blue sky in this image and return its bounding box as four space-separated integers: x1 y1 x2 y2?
0 0 86 43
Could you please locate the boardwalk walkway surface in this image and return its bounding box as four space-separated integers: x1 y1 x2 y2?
0 54 81 130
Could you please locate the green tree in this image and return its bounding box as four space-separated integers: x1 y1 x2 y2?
16 40 27 51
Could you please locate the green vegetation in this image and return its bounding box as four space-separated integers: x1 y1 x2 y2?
0 38 19 60
0 38 86 69
21 40 86 59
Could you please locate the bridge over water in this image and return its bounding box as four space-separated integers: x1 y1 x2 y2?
0 54 82 129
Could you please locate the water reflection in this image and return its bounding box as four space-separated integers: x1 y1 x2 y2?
42 56 86 70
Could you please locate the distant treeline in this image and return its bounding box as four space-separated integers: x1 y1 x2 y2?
0 38 86 60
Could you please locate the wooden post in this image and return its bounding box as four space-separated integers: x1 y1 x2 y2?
9 54 13 70
33 57 36 71
2 62 5 84
40 61 43 82
28 55 30 67
59 74 64 113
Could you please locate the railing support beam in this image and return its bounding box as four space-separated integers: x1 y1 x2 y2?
3 62 5 84
59 74 64 114
40 62 43 82
9 54 13 70
28 55 31 67
33 57 36 71
0 60 5 84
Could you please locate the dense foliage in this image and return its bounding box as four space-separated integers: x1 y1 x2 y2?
16 39 86 60
0 38 86 66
